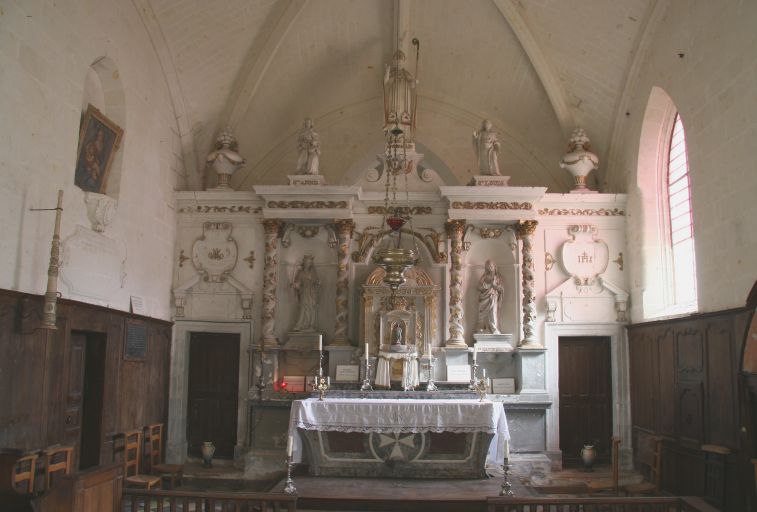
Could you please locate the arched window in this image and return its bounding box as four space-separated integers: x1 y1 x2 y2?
636 88 698 320
665 113 698 311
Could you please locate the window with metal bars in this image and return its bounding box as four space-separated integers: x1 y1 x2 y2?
666 113 698 310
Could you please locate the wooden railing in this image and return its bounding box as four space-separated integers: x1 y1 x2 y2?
487 496 720 512
122 488 297 512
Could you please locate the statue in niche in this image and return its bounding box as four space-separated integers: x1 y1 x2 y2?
472 119 501 176
477 259 504 334
292 254 320 331
295 118 321 175
391 321 404 346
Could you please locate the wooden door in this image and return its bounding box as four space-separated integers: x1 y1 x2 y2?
187 332 240 458
79 334 106 470
559 336 612 466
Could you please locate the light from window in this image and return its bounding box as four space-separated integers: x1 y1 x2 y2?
667 113 697 308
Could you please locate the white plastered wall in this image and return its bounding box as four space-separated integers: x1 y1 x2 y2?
0 0 186 319
606 0 757 318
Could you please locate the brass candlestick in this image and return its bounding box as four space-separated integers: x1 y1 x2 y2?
469 361 479 390
474 376 488 401
283 458 297 495
426 354 438 391
315 375 330 401
361 357 373 391
499 462 514 496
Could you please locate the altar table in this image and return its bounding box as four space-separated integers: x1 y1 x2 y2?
288 398 509 478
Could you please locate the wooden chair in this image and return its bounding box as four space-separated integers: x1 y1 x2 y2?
121 430 160 490
11 452 38 495
752 459 757 492
623 435 662 496
145 423 183 489
586 436 621 495
44 445 73 490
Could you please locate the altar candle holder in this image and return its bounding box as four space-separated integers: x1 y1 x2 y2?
426 354 438 392
474 376 488 401
315 375 330 401
360 357 373 391
469 361 480 390
283 457 297 495
499 462 514 496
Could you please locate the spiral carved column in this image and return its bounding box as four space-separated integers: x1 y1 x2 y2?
332 219 355 346
445 219 468 348
516 220 540 347
260 219 281 349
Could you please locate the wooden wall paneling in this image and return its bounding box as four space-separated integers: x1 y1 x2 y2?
119 318 148 430
675 326 705 447
705 317 738 448
629 329 656 431
662 442 706 496
658 328 676 436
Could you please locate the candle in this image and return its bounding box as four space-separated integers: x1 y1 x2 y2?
504 440 510 461
318 334 323 352
286 435 293 457
365 342 369 361
327 376 330 386
473 346 477 364
482 368 486 380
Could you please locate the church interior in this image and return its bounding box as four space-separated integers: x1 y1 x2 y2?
1 0 757 511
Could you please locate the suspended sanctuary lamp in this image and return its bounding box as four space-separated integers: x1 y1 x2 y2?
372 39 422 292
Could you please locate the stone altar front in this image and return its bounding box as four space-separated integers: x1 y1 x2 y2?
288 398 509 479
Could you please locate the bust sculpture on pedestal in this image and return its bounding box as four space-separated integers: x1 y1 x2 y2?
206 129 246 189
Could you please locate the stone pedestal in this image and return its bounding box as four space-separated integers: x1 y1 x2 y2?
517 348 547 394
325 345 355 378
288 174 326 186
284 331 322 351
468 175 511 187
473 333 515 352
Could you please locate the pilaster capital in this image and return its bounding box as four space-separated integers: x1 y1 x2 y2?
445 219 467 238
334 218 356 237
515 220 538 239
262 218 281 235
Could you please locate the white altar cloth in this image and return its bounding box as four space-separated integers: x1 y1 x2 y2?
288 398 509 467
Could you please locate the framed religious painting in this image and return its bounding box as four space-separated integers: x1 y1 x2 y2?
74 104 123 193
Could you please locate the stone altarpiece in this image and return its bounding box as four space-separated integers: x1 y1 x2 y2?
169 165 630 480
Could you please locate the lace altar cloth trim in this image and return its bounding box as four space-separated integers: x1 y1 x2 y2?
288 398 509 465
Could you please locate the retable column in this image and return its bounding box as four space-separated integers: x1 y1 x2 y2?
332 219 355 346
260 219 281 349
445 219 467 348
516 220 540 347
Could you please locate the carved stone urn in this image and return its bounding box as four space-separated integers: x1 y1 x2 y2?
206 129 246 189
559 128 599 192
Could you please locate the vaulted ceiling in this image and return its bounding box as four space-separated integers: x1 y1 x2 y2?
139 0 656 192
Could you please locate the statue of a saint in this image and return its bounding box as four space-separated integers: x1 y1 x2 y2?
383 50 417 139
477 260 504 334
295 118 320 175
292 255 320 331
472 119 501 176
391 321 404 346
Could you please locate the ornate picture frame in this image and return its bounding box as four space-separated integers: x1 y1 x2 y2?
74 104 123 194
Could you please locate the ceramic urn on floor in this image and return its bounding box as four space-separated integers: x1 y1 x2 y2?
201 441 216 468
